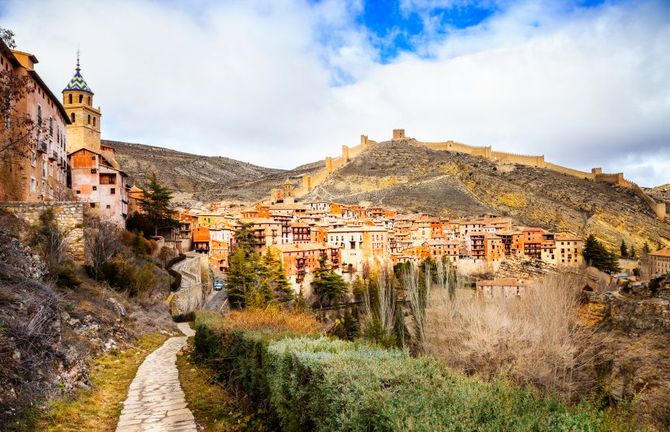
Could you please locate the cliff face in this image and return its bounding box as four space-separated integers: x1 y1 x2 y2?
306 140 670 248
581 283 670 430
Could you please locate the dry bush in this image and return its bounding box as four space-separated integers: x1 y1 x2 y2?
84 216 122 280
424 271 598 399
224 305 324 335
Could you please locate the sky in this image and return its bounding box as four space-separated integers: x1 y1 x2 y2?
1 0 669 186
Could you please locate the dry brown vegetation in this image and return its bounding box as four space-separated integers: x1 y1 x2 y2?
223 305 324 335
424 272 599 399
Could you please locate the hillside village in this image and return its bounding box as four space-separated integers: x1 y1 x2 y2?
1 33 669 298
2 24 670 432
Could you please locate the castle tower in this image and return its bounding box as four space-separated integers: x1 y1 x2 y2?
62 53 101 153
283 178 295 204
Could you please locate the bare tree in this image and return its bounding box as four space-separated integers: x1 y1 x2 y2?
424 271 598 399
0 27 44 161
85 217 122 280
31 209 70 269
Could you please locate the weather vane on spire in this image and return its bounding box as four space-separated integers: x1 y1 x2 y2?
76 49 80 73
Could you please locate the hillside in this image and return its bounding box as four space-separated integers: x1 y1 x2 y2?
106 140 284 204
306 140 670 248
109 138 669 248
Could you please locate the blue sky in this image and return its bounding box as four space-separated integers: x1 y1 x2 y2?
1 0 669 186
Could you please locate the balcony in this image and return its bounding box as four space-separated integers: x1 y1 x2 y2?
37 141 47 153
49 149 58 161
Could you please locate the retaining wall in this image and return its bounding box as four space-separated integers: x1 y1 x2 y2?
0 201 85 261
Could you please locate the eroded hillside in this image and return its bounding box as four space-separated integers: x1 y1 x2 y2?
306 140 670 248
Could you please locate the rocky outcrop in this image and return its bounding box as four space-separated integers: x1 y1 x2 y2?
582 281 670 430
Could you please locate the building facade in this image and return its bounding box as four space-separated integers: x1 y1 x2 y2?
0 41 70 201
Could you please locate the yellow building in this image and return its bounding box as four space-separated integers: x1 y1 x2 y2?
62 55 101 153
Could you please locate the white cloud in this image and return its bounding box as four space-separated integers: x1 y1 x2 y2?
2 0 669 186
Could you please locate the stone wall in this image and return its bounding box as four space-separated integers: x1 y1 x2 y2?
169 254 208 316
0 201 85 262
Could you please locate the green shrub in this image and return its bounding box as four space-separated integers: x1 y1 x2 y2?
194 312 618 432
50 260 81 288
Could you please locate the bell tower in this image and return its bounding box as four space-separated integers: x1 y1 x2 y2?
62 52 101 153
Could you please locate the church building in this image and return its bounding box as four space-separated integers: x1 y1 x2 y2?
63 56 128 225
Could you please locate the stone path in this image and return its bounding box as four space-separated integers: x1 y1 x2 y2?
116 322 196 432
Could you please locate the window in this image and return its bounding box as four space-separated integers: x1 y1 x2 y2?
30 177 37 192
87 114 90 124
106 204 111 209
31 151 37 167
79 94 83 103
93 117 96 127
68 94 72 104
90 203 96 208
42 160 47 178
88 96 91 105
110 188 115 195
91 168 97 174
49 117 53 136
92 186 97 191
76 190 81 194
71 113 75 123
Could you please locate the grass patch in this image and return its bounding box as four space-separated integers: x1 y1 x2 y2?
177 339 269 431
34 333 168 432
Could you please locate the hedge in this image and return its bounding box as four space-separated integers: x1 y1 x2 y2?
194 312 612 432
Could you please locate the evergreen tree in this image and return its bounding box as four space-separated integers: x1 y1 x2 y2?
234 223 257 256
620 240 628 258
263 249 294 304
583 234 621 274
643 242 651 256
311 255 347 307
140 173 176 236
226 249 256 309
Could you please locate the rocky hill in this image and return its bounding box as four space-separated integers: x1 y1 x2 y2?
106 140 285 204
306 140 670 248
109 138 669 248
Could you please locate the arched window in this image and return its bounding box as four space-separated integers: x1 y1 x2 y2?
78 94 83 103
68 94 72 104
70 113 75 123
87 114 91 124
88 96 91 105
93 117 96 127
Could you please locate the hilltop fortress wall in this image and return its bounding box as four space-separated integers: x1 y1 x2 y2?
295 130 666 220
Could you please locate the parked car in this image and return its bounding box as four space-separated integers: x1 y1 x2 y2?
213 279 225 291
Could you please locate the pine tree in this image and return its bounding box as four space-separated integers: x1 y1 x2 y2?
620 240 628 258
140 172 176 236
226 249 255 309
643 242 651 256
263 249 293 304
311 255 347 307
583 234 621 274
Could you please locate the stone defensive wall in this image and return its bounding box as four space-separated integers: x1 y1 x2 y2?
294 131 666 220
297 134 378 196
0 201 85 261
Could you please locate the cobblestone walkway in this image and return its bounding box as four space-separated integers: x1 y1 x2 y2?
116 322 196 432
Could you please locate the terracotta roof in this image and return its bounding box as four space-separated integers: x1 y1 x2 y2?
650 248 670 258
